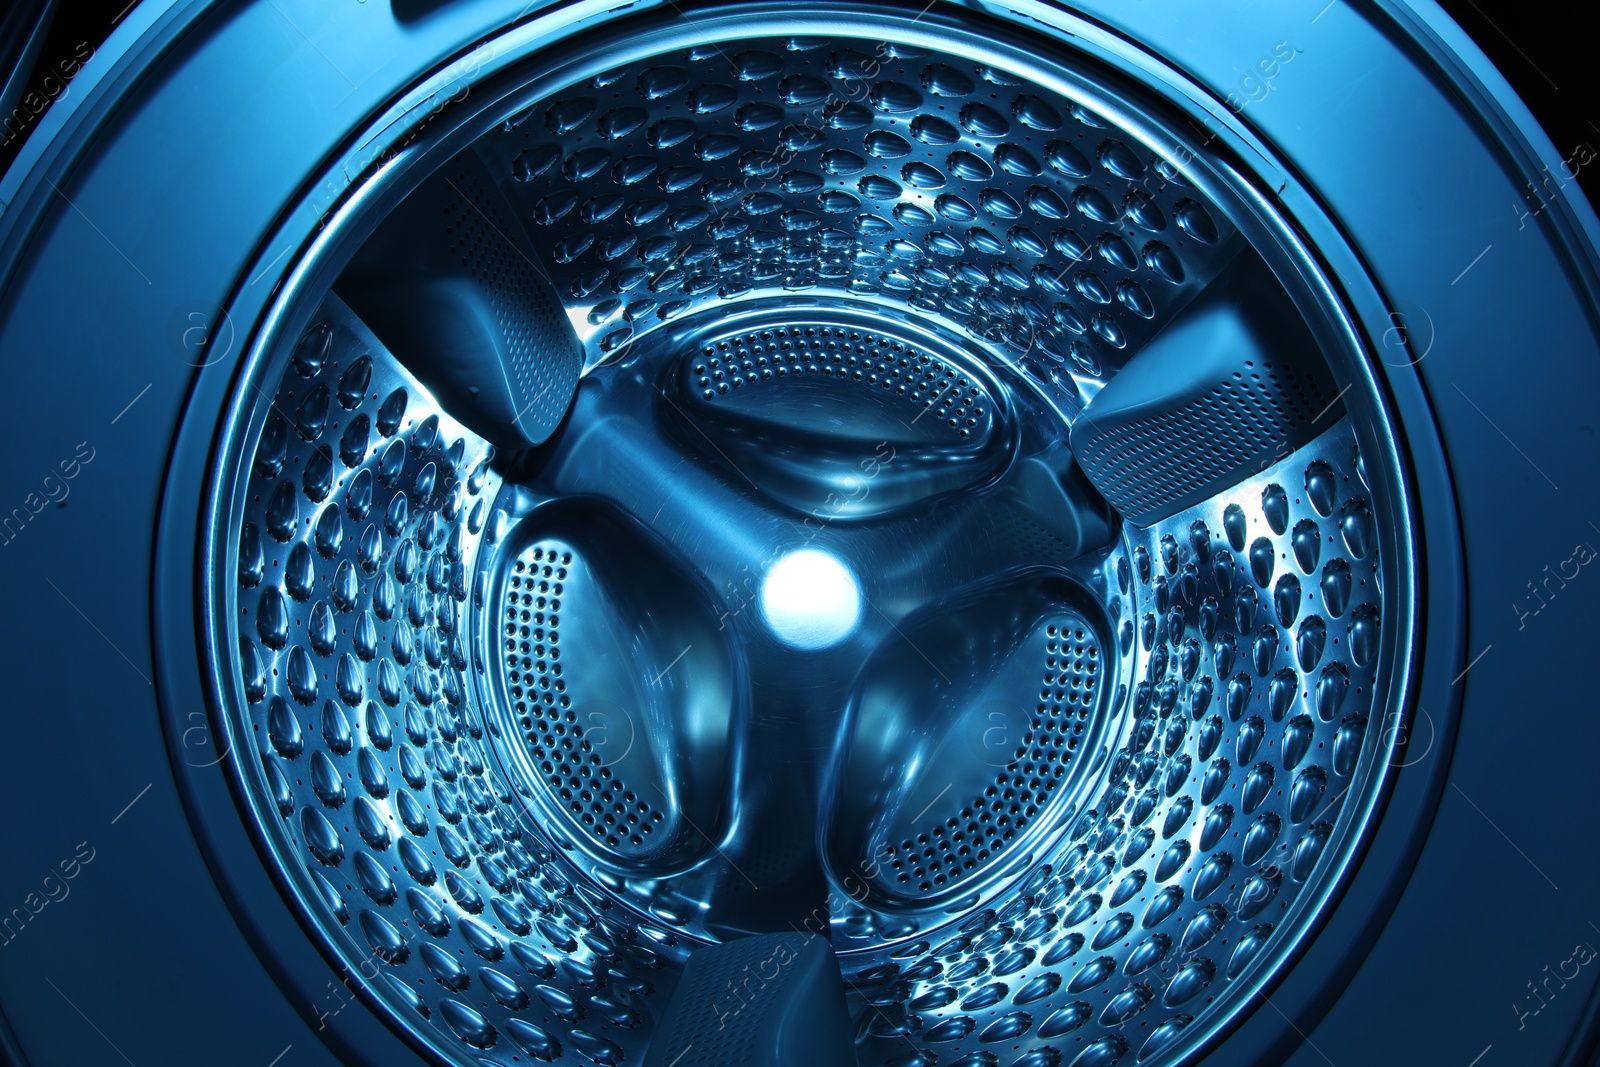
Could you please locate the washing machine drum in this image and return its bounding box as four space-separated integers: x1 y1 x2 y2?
2 4 1597 1067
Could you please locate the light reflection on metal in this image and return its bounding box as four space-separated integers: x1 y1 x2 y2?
761 549 863 650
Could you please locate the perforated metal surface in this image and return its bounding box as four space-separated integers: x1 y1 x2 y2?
882 621 1099 896
830 422 1384 1067
473 36 1241 393
694 325 990 439
500 541 670 856
226 299 677 1066
440 157 582 442
221 307 1393 1067
1074 357 1342 525
204 22 1410 1067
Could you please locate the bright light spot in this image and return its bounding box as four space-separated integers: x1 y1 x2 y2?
760 549 862 650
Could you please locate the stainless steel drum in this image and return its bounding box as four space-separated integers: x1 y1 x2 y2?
2 2 1596 1067
205 20 1409 1067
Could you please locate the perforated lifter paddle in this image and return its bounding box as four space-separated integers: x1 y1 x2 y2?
339 147 582 450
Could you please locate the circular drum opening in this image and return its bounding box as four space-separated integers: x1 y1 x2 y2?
201 10 1414 1067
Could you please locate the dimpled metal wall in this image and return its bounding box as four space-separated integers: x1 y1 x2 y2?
210 28 1400 1067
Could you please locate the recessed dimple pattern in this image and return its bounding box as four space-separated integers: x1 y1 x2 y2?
474 36 1239 390
224 300 674 1067
208 26 1406 1067
834 421 1389 1067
